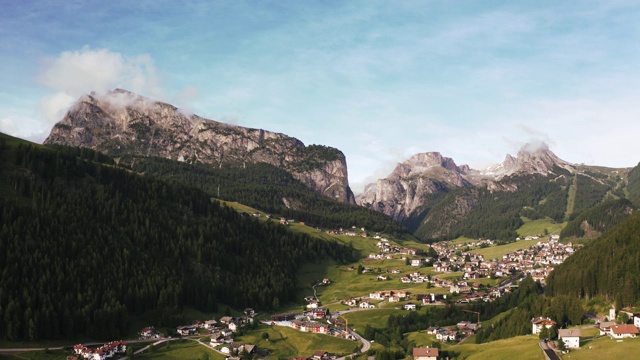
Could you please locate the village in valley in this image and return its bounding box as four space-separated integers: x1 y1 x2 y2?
64 219 640 360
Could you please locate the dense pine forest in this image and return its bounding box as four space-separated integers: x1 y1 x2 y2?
124 156 406 235
413 172 570 242
0 135 355 341
547 210 640 307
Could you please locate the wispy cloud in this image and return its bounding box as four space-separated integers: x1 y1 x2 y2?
37 47 165 123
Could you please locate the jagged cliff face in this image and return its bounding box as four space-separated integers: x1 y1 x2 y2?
357 152 470 221
44 89 355 203
357 144 578 224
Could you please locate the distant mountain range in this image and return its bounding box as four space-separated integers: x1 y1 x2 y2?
44 89 638 241
358 145 633 241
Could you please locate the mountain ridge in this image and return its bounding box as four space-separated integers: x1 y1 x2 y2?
44 89 356 204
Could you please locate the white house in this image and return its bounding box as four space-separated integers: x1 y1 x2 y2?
411 259 425 267
558 329 581 349
531 317 556 335
403 303 417 311
609 324 639 339
359 301 375 309
634 314 640 328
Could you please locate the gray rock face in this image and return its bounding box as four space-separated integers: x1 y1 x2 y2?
357 145 575 221
357 152 470 221
44 89 355 203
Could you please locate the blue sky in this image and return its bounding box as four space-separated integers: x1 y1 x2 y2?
1 0 639 192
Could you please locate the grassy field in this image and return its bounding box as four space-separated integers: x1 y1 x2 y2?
470 239 549 261
0 349 69 360
448 237 480 245
235 325 358 359
137 340 224 360
296 257 446 305
560 336 640 359
443 335 544 360
517 217 565 237
341 309 399 332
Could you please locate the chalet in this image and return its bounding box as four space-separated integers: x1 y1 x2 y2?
411 259 426 267
531 317 556 335
359 301 375 309
598 321 616 336
220 316 234 324
204 320 217 329
436 330 458 342
377 275 389 281
426 326 440 335
177 325 197 336
609 324 639 339
306 300 319 309
403 303 417 311
634 313 640 328
558 329 581 349
243 308 256 316
322 278 331 285
311 308 326 319
140 326 156 338
413 347 439 360
400 248 418 255
228 321 238 332
312 351 329 360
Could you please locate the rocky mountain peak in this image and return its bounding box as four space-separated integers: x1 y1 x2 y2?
356 151 469 221
481 142 573 178
44 89 355 203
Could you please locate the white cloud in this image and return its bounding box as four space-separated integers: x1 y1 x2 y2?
0 115 49 143
37 47 164 123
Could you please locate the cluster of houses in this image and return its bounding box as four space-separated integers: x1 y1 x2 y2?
425 321 481 343
431 237 574 285
368 289 408 302
173 309 256 346
71 341 127 360
532 310 640 351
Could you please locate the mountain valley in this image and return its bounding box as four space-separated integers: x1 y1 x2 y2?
2 91 640 360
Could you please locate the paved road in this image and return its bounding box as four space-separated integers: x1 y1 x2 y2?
539 340 561 360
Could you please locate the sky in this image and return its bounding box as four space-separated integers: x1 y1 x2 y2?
1 0 640 193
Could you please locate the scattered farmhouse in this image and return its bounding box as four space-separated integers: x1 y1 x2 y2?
531 317 556 335
413 347 439 360
558 329 581 349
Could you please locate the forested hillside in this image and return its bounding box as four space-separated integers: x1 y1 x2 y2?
547 210 640 307
125 156 406 235
413 172 569 242
0 134 355 341
560 198 635 240
627 162 640 206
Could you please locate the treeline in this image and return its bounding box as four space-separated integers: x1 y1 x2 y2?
414 173 568 242
626 162 640 206
547 211 640 307
127 156 406 235
0 140 355 341
560 198 635 239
